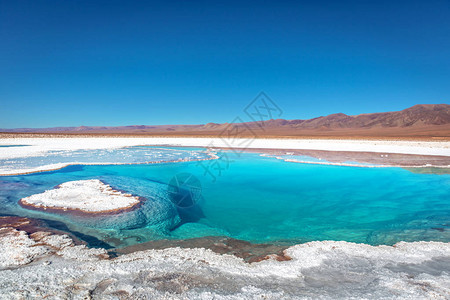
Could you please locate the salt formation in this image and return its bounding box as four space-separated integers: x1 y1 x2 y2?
0 226 107 269
0 222 449 299
18 179 181 236
19 179 141 213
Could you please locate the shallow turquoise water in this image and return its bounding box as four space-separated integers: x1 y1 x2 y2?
1 148 449 247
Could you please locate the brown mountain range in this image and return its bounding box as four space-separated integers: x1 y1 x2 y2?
2 104 449 138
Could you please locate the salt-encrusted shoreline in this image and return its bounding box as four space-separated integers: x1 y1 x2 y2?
0 137 449 158
260 153 450 169
0 151 218 176
18 179 144 215
0 217 108 270
0 137 448 176
0 220 449 299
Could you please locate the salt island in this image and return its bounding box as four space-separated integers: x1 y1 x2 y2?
19 179 143 214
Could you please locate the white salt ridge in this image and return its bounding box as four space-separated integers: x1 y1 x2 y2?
0 228 449 299
0 227 105 269
262 153 450 169
0 162 68 176
20 179 140 213
0 228 50 268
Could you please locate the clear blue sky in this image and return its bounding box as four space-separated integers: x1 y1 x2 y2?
1 0 449 128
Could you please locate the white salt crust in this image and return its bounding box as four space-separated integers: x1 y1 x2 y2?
0 227 449 299
19 179 140 213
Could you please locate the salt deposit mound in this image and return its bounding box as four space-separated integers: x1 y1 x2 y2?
19 179 181 231
19 179 142 213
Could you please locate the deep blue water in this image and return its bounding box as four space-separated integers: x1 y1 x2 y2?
0 148 449 248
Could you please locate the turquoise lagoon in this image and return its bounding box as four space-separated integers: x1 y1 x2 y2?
0 147 449 248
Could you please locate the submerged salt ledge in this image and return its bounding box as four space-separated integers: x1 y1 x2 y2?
0 227 449 299
19 179 141 213
0 146 217 176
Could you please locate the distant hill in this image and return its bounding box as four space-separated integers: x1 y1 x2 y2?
2 104 449 138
